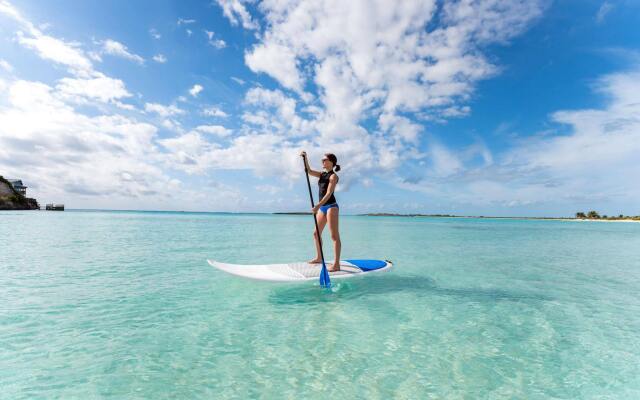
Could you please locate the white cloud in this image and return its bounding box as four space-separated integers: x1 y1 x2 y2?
596 2 613 24
506 69 640 191
204 30 227 49
144 102 185 117
189 84 203 97
378 113 424 144
16 30 93 75
396 67 640 213
161 119 183 132
186 29 193 37
195 124 232 137
215 0 259 30
210 38 226 49
1 2 96 75
256 184 281 195
56 73 132 103
101 39 144 64
245 43 302 93
162 132 300 179
177 18 196 25
0 1 25 23
202 106 228 118
0 59 14 72
242 87 314 137
231 76 245 85
0 1 252 211
152 54 167 63
235 0 545 186
0 79 178 206
149 28 161 39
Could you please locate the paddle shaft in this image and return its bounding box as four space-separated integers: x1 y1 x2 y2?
302 154 330 287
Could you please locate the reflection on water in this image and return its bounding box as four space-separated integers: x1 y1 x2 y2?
269 274 552 306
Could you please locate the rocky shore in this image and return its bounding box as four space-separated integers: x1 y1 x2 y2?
0 176 39 210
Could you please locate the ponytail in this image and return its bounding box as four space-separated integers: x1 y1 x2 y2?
335 164 341 172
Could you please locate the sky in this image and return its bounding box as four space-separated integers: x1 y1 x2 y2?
0 0 639 216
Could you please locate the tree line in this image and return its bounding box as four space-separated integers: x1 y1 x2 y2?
575 211 640 220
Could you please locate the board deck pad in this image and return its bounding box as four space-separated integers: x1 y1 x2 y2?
207 259 392 282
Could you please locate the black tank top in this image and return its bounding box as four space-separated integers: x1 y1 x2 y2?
318 171 337 205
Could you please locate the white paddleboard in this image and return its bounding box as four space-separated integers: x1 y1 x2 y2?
207 259 393 282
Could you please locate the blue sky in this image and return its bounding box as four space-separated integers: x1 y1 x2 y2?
1 0 639 216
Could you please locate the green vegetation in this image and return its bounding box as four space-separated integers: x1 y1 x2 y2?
575 210 640 221
0 175 39 210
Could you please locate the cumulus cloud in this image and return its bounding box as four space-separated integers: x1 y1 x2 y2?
242 87 315 137
100 39 144 64
152 54 167 63
215 0 543 191
215 0 259 30
203 106 229 118
189 84 204 97
247 3 539 134
0 59 14 72
149 28 161 39
396 67 640 213
211 38 227 49
2 0 93 76
12 26 93 75
0 79 177 207
195 124 232 137
204 30 227 49
0 1 249 210
56 73 132 103
144 102 185 117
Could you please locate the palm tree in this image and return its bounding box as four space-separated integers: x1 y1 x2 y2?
587 211 600 219
575 212 586 219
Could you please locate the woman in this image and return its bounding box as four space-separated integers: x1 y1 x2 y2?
300 151 342 272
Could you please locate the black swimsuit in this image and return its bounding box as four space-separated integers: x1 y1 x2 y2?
318 171 338 213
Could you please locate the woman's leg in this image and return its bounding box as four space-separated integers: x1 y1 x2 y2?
308 211 327 263
327 207 341 271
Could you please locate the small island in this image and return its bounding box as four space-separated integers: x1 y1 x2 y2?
574 211 640 221
0 176 39 210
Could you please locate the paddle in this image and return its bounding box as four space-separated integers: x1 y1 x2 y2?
301 152 331 288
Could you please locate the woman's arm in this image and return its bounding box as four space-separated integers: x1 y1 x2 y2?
300 151 321 178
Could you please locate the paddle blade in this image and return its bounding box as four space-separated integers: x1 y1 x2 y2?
319 262 331 288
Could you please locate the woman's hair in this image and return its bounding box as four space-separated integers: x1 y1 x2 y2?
325 153 341 172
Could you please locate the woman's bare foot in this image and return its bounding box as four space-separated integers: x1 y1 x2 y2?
307 258 322 264
328 263 341 272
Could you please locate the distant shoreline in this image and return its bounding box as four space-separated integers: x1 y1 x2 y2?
5 209 639 222
274 212 640 222
356 213 640 222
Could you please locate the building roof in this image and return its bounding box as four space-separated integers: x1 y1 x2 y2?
7 179 26 188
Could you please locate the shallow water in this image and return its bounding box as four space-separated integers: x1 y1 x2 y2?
1 211 640 398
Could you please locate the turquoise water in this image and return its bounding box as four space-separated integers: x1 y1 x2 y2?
1 210 640 399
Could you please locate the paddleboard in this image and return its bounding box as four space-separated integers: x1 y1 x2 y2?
207 259 393 282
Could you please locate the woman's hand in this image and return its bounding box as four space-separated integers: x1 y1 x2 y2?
312 205 320 214
300 150 307 158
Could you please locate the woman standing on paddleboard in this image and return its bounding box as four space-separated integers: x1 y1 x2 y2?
300 151 342 272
